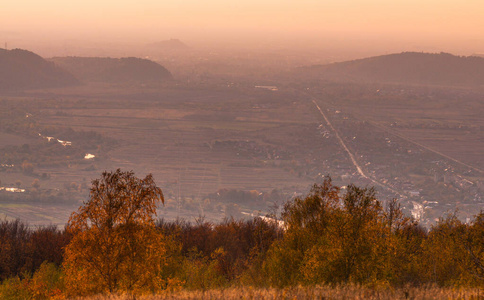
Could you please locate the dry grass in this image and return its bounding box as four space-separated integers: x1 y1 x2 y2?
79 285 484 300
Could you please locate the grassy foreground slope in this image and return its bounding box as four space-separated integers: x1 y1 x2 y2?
79 286 484 300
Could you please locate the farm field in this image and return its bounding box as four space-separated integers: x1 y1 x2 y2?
0 83 330 224
312 84 484 171
0 81 483 226
0 202 75 224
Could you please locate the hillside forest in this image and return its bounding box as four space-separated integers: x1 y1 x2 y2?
0 170 483 299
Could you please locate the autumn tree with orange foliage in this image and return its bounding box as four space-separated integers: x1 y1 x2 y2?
63 169 166 297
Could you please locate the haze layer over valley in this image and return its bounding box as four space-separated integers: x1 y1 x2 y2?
0 43 483 227
1 0 484 226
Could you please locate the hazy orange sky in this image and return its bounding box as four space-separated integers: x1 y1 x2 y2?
1 0 484 53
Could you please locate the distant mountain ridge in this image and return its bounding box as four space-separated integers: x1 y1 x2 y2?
147 39 190 50
0 48 79 91
50 56 173 83
305 52 484 87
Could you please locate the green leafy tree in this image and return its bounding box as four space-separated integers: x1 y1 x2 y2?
464 211 484 285
422 213 469 286
263 178 340 286
264 178 396 286
301 184 386 284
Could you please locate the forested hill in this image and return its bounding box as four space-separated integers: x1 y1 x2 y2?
50 56 173 83
0 48 79 91
304 52 484 87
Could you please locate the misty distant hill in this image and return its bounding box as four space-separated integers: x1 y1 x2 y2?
304 52 484 87
50 57 173 83
0 48 79 91
147 39 190 50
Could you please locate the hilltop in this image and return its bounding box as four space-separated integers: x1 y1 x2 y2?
304 52 484 87
50 56 173 83
0 48 79 91
147 38 190 50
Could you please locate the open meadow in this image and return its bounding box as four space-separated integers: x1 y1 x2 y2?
79 286 484 300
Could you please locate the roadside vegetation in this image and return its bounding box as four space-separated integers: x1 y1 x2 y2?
0 170 483 299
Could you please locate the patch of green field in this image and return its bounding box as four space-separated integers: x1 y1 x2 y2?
0 203 33 209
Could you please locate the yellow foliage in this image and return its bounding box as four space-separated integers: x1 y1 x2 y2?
164 278 185 292
19 262 65 300
62 169 167 297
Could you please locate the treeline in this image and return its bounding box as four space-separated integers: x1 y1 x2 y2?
0 221 69 281
0 177 483 298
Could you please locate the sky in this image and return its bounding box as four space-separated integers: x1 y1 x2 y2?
1 0 484 54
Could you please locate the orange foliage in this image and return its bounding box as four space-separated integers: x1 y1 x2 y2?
63 169 167 297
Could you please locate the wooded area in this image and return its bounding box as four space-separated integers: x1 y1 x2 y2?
0 172 483 299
